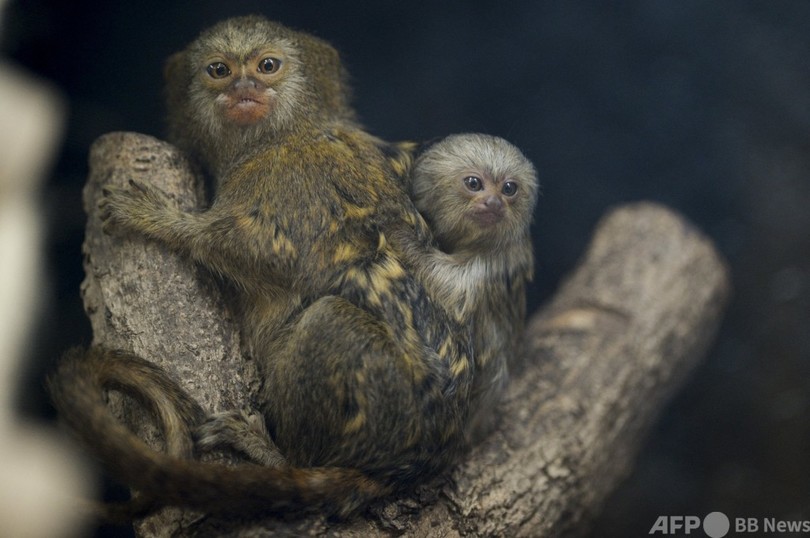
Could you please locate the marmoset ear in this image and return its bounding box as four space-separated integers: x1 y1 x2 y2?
412 136 445 159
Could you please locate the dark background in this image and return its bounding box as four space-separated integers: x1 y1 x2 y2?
4 1 809 536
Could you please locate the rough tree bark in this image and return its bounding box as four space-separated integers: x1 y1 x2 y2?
80 132 730 537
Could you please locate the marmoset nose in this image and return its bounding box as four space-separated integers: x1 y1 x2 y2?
233 77 261 91
484 195 504 211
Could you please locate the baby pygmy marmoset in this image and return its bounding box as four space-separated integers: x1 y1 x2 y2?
401 133 538 439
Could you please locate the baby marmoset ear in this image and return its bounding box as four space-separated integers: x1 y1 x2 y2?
412 136 446 159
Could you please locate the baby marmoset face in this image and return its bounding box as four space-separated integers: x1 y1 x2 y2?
410 133 539 254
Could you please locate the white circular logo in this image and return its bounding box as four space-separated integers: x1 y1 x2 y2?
703 512 730 538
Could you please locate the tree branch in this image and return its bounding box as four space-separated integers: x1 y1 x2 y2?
81 132 730 537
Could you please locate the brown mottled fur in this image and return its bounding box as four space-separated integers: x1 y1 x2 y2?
49 16 475 519
393 134 538 440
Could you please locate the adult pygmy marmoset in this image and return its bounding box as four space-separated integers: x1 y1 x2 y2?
50 15 474 519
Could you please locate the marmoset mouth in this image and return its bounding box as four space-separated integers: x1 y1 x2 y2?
469 208 504 225
232 96 263 107
225 97 270 125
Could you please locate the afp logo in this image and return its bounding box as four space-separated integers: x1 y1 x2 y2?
649 512 730 537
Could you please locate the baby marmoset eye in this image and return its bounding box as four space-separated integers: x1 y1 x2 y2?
502 181 518 196
464 175 483 191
